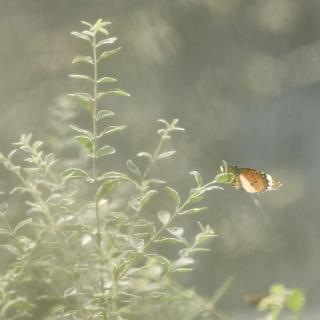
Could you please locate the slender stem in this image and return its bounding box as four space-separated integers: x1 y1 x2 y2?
92 34 102 249
92 33 106 319
141 137 165 181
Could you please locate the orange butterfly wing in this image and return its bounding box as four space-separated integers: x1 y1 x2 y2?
238 168 269 193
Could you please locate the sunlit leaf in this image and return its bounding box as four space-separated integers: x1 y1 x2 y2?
214 172 235 184
71 31 91 41
97 37 118 48
137 152 152 159
98 47 122 61
14 218 33 233
97 77 117 83
97 145 116 158
190 171 202 186
157 151 176 159
62 168 89 179
69 74 93 82
72 55 93 65
140 190 157 209
98 125 126 138
286 289 305 312
179 207 208 215
157 210 171 225
96 109 115 121
97 180 118 200
75 135 93 154
167 227 184 238
127 159 141 177
70 125 93 138
165 186 180 207
63 287 77 298
97 88 130 99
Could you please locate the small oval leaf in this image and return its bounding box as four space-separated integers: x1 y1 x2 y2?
157 210 171 225
165 186 180 207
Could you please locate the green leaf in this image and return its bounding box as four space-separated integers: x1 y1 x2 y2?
140 190 157 208
97 180 118 200
127 159 141 177
137 152 152 159
155 237 186 245
14 218 33 233
69 74 93 82
71 31 91 41
98 125 126 138
0 244 20 256
170 267 193 273
98 171 131 182
98 47 122 61
190 171 202 186
97 145 116 158
286 289 305 312
97 77 117 83
157 151 176 159
97 88 130 99
214 172 235 184
96 109 115 121
157 210 171 225
167 227 184 238
72 55 93 65
62 168 89 179
81 20 93 28
165 186 180 207
63 287 77 298
75 135 93 154
68 93 93 112
179 207 208 215
96 37 117 47
70 125 93 139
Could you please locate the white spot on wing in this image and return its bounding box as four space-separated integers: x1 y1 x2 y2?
239 174 258 193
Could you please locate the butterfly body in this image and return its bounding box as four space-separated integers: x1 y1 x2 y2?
217 162 281 194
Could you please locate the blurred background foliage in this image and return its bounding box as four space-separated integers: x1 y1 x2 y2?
0 0 319 317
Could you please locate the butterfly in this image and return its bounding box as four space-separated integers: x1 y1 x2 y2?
217 161 282 194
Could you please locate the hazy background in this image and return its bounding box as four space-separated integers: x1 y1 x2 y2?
1 0 320 317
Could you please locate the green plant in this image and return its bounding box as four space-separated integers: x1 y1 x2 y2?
0 19 233 320
257 284 305 320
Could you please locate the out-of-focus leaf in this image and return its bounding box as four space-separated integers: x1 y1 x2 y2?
157 151 176 159
63 287 77 298
14 218 33 233
165 186 180 207
98 125 126 138
71 31 91 41
69 74 93 82
75 136 93 154
98 47 122 61
0 244 20 256
167 227 184 238
70 125 93 138
127 160 141 177
179 207 208 215
97 77 117 83
96 109 115 121
72 55 93 65
62 168 89 179
157 210 171 225
140 190 157 208
215 172 235 184
190 171 202 186
97 88 130 99
97 37 117 47
97 180 118 200
97 145 116 158
286 289 305 312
